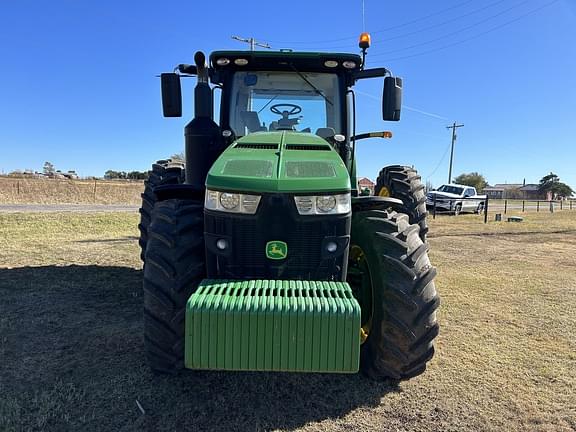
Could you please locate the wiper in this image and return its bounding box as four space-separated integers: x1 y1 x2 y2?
289 64 333 106
257 94 279 114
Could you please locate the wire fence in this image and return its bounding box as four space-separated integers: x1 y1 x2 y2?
428 196 575 224
0 176 144 205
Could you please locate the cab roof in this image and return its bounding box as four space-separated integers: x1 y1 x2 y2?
209 50 363 73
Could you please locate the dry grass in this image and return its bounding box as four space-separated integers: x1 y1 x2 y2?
0 176 143 205
0 211 575 431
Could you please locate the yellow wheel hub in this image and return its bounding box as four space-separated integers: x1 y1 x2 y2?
349 245 373 345
378 186 390 197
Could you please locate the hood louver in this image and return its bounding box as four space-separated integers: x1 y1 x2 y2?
286 144 331 151
235 143 278 150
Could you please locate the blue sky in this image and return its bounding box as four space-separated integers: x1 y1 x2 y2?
1 0 575 189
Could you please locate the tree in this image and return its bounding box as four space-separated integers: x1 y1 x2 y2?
104 170 126 180
171 152 185 162
538 172 574 198
127 171 148 180
43 161 55 176
453 172 488 192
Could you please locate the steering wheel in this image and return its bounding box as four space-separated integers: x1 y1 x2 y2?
270 103 302 117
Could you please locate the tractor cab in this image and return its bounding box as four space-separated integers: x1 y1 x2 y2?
211 51 354 140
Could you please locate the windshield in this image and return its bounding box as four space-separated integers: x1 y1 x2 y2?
228 71 342 137
437 185 464 194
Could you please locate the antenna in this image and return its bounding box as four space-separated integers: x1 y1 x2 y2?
362 0 366 32
231 36 271 51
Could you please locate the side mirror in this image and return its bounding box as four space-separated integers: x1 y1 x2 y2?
382 76 402 121
161 73 182 117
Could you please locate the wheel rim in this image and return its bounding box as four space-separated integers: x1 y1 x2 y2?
378 186 390 197
347 245 373 344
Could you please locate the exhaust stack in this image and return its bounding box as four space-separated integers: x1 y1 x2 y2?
184 51 223 188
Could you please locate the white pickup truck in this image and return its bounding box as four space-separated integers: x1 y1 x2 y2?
426 184 486 215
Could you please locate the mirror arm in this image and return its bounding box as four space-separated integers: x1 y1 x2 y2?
177 64 198 75
351 131 393 141
353 67 390 81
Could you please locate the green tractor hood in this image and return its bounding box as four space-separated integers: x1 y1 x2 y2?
206 132 350 194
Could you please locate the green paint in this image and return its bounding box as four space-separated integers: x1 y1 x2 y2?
266 241 287 260
206 131 351 193
350 157 358 196
185 279 361 373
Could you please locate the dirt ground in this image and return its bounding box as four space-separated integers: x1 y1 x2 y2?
0 211 575 432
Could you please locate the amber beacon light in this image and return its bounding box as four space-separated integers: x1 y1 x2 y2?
359 32 371 49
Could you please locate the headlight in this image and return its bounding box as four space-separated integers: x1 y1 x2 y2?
294 193 350 215
220 192 240 210
205 189 261 214
316 196 336 212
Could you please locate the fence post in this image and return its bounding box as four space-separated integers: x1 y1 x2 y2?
522 200 525 212
17 180 20 195
560 200 563 210
571 200 573 210
537 201 540 212
433 194 437 219
504 199 507 214
549 201 554 213
93 179 97 201
484 197 489 224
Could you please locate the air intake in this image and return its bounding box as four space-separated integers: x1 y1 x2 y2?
185 279 361 373
286 144 331 151
235 143 278 150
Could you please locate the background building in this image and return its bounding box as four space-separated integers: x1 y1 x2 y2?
357 177 375 195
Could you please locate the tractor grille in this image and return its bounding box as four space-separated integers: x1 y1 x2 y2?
204 194 350 280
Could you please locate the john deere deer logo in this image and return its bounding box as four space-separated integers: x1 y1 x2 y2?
266 241 287 260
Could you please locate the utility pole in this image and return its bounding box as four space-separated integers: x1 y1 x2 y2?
231 35 271 51
446 122 464 183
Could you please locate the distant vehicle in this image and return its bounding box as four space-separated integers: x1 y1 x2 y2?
426 184 486 215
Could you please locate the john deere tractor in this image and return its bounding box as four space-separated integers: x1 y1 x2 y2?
139 36 439 381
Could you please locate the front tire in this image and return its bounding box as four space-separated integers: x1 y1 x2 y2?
348 209 440 381
453 203 462 216
375 165 428 243
143 199 205 374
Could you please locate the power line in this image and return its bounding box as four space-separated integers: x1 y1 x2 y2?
256 0 479 45
369 0 530 58
259 0 533 54
354 90 449 121
287 0 513 51
403 105 449 121
373 0 512 44
377 0 560 63
426 141 453 179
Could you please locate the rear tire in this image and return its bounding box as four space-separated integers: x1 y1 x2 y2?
143 199 205 374
476 202 485 214
348 209 440 381
138 160 185 262
375 165 428 243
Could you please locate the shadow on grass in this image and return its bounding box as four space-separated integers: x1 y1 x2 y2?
0 265 397 432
